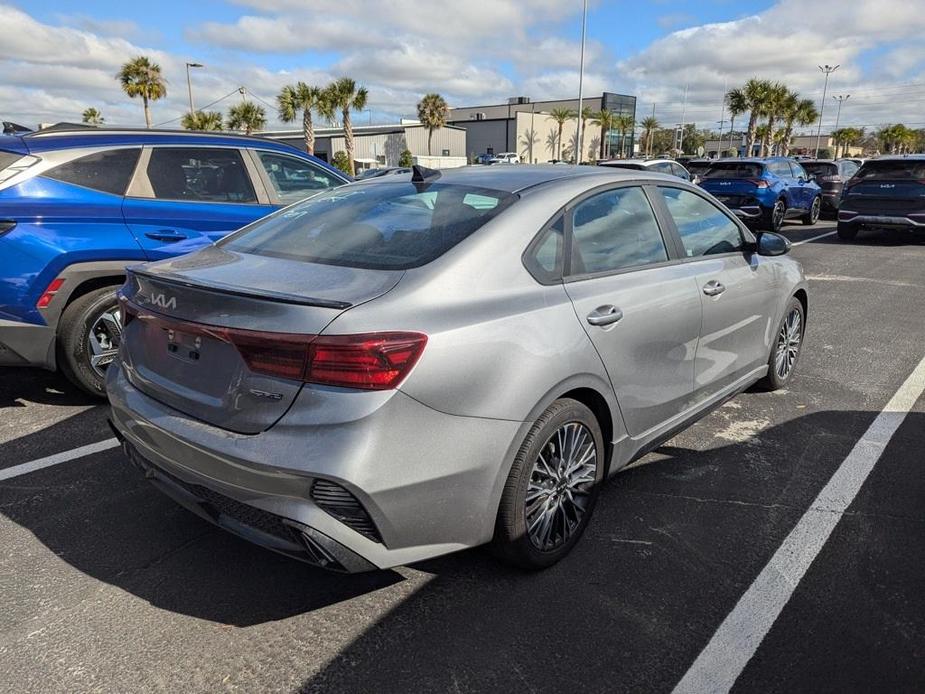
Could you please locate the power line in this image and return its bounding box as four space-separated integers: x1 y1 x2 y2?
152 88 242 127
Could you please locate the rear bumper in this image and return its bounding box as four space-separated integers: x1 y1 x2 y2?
838 210 925 229
106 362 524 572
0 319 55 368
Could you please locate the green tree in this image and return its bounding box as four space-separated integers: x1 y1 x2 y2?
724 89 748 154
780 97 818 157
181 110 223 131
640 115 659 157
331 151 352 174
226 101 266 135
416 93 449 156
398 149 413 167
325 77 368 176
758 82 788 157
277 82 326 155
117 56 167 128
613 113 635 158
680 124 705 155
591 109 614 159
577 105 594 162
734 78 772 156
81 107 104 126
650 128 674 155
547 107 574 161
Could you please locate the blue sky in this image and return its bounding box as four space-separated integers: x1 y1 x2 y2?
7 0 925 131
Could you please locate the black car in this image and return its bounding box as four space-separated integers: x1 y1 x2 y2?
800 159 861 216
837 156 925 240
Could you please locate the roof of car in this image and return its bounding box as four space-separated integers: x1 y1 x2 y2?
868 154 925 161
18 126 307 155
599 158 673 166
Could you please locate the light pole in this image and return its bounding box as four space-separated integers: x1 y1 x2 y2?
832 94 850 157
814 64 839 157
575 0 588 164
185 62 203 116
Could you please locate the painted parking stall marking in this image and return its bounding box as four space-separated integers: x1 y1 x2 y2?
0 438 118 482
672 353 925 694
792 230 837 246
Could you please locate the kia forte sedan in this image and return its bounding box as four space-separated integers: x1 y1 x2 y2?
107 165 808 572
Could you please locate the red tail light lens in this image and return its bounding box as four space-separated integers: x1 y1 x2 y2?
36 278 65 308
306 332 428 390
748 178 769 189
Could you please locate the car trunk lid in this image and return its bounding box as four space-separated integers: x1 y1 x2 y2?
119 246 403 434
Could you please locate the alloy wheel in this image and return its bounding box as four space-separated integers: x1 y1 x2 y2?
772 200 785 230
525 422 598 551
774 307 802 379
88 305 122 377
810 197 820 224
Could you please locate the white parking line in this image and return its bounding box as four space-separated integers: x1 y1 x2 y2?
0 438 119 482
792 230 837 246
672 353 925 694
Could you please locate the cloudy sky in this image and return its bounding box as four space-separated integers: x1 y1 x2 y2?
7 0 925 134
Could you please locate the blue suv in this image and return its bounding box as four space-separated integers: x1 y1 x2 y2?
698 157 822 232
0 127 348 395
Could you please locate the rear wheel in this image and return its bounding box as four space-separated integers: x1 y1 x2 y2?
492 399 605 570
765 199 786 232
837 221 858 241
802 196 821 225
756 296 805 391
57 286 123 397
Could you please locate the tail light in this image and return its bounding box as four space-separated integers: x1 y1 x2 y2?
306 333 428 390
748 178 769 189
36 278 65 308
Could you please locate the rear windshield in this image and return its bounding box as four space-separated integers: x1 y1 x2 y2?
703 163 764 179
855 160 925 181
801 162 837 177
220 182 518 270
686 161 711 174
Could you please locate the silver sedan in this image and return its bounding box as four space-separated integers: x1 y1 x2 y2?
107 165 808 572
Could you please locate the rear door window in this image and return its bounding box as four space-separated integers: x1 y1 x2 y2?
256 151 343 204
220 182 517 270
44 148 141 195
146 147 256 203
657 187 743 257
568 186 668 275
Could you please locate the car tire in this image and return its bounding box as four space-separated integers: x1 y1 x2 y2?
765 198 786 232
802 196 821 225
756 296 805 391
57 285 123 397
836 221 858 241
491 398 605 570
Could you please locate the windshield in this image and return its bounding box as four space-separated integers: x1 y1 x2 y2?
703 163 764 179
855 160 925 180
220 182 518 270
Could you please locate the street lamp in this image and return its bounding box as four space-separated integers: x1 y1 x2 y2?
832 94 850 158
814 64 839 157
575 0 588 164
185 62 204 116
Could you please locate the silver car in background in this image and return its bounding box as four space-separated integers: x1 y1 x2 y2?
107 165 808 572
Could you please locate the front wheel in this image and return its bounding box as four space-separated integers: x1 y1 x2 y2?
756 296 805 391
802 196 821 225
57 286 123 397
492 399 605 570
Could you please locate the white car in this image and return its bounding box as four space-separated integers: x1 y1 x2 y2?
489 152 520 164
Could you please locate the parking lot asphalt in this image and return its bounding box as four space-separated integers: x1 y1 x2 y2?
1 221 923 693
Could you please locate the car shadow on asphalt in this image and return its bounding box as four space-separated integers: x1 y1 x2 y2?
0 367 102 409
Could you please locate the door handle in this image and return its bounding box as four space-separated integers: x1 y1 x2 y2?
145 230 188 243
702 280 726 297
586 305 624 326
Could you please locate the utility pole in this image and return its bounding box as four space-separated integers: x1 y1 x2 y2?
575 0 588 164
718 78 727 157
185 62 203 116
814 64 839 157
832 94 850 157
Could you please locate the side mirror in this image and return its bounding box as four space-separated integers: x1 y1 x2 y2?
754 231 791 256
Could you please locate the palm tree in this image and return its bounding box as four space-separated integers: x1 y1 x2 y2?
758 82 788 157
725 89 748 155
226 102 266 135
117 56 167 128
613 113 635 158
547 108 574 161
738 78 771 156
325 77 368 176
277 82 326 155
780 98 818 157
181 110 223 131
417 93 449 156
520 128 540 163
81 107 104 126
640 115 659 157
591 109 614 160
577 105 594 162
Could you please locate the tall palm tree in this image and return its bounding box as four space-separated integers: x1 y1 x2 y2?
277 82 326 155
117 56 167 128
226 102 266 135
758 82 788 157
577 105 594 162
725 89 748 155
613 113 635 158
779 97 818 157
591 109 614 160
325 77 368 176
81 107 104 126
738 78 771 156
181 110 223 131
416 93 449 156
640 115 659 157
547 108 574 161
